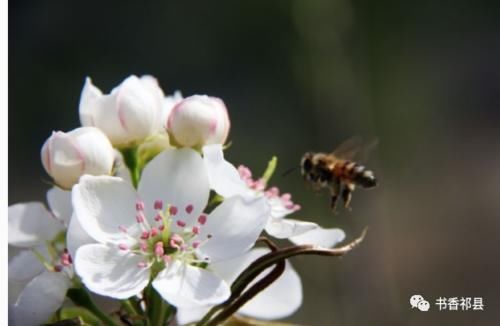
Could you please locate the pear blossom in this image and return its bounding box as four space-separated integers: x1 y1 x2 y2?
203 144 345 247
41 126 115 189
79 75 164 146
72 148 269 307
167 95 230 148
9 187 121 325
8 187 74 325
176 247 303 325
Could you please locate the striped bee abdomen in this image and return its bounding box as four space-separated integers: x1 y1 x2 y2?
352 165 377 188
337 161 377 188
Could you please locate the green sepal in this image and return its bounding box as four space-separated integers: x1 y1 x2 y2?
261 156 277 186
53 307 101 326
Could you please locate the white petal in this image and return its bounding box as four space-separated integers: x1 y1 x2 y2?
289 227 346 248
202 144 249 198
8 202 64 247
152 261 230 308
69 126 115 176
78 77 102 127
198 196 269 262
9 280 26 306
113 75 160 141
8 250 45 283
168 95 228 147
139 75 165 108
75 244 150 299
268 196 296 219
139 75 167 133
176 305 210 325
46 187 73 225
212 248 302 319
207 97 230 145
210 248 265 284
67 214 95 259
113 150 133 185
41 128 115 189
265 218 318 239
72 175 139 245
238 261 302 319
160 91 183 132
92 93 129 144
138 148 210 226
13 271 71 326
82 75 160 146
41 131 85 189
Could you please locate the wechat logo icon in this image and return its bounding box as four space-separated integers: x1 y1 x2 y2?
410 294 430 312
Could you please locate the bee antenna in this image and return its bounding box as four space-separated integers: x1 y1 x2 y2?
281 166 299 177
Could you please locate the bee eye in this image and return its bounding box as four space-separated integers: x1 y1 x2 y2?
303 158 313 172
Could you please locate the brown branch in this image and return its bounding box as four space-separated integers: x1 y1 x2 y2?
197 229 367 326
205 257 286 326
231 228 367 294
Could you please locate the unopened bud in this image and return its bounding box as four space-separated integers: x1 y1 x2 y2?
167 95 230 148
79 75 164 146
41 127 114 189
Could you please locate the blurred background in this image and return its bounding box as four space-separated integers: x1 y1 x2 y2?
9 0 500 325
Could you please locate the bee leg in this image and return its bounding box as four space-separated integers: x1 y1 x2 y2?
330 195 339 212
312 183 322 193
330 179 341 212
342 183 355 210
309 174 323 193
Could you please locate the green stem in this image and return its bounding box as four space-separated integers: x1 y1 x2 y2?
120 298 146 326
152 298 167 326
164 305 176 325
121 146 140 188
121 299 139 316
146 284 173 326
67 288 117 326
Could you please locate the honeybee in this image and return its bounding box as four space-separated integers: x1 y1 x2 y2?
301 138 378 212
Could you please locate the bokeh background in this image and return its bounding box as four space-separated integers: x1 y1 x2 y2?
9 1 500 325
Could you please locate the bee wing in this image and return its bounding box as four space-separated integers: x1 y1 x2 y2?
332 137 378 162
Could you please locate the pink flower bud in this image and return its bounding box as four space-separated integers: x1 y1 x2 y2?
41 127 114 189
166 95 230 148
79 75 164 146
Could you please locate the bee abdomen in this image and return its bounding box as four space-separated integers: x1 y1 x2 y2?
353 165 377 188
337 161 377 188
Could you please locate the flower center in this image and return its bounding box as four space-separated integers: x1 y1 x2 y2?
118 200 212 270
238 164 301 212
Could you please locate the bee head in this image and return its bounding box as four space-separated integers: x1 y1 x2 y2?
300 152 314 175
